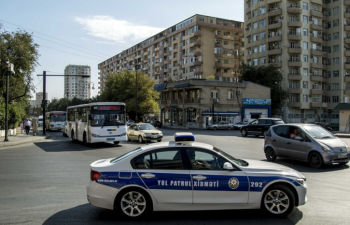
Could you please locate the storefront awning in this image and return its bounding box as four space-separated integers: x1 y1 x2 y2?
201 112 239 116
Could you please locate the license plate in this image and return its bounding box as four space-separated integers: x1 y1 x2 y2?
107 138 115 141
151 135 158 138
338 153 347 159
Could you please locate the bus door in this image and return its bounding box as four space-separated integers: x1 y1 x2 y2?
75 112 79 140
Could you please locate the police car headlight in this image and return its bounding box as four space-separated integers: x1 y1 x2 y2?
321 144 332 152
296 178 307 186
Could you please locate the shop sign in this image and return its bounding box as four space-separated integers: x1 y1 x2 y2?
154 83 168 90
243 98 271 105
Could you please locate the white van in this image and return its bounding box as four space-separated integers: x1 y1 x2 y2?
38 116 43 127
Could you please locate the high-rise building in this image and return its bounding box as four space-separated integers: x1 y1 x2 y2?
36 92 48 107
98 14 245 94
64 65 91 99
244 0 348 125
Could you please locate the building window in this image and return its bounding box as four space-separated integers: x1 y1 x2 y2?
303 42 308 50
333 58 339 65
303 55 308 63
259 31 266 40
260 57 266 65
332 83 339 90
333 70 339 77
303 28 308 36
259 44 266 52
333 19 339 27
303 94 308 102
303 81 308 89
260 6 266 14
253 22 258 29
333 7 339 15
302 2 308 10
333 32 339 39
259 19 266 27
211 90 218 99
333 96 339 103
303 16 308 23
253 58 258 65
333 45 339 52
227 90 234 99
303 68 308 76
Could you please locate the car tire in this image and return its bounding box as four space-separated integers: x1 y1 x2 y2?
213 127 217 130
255 134 260 137
83 132 88 145
116 188 152 218
261 185 295 217
138 136 144 143
308 152 324 168
241 129 247 137
265 147 277 161
113 141 120 145
157 139 162 142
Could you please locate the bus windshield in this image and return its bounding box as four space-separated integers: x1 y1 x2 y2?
50 113 66 122
91 105 126 127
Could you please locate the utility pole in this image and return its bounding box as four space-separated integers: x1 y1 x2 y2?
42 71 46 135
4 60 14 142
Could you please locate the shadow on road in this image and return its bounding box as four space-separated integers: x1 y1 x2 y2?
259 158 349 173
33 140 124 152
43 203 303 225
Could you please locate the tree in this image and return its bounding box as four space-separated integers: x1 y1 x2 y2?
100 70 159 119
240 63 288 115
0 25 40 129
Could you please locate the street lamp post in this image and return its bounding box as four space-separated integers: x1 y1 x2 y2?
4 60 14 142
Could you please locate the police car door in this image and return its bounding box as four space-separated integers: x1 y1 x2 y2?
187 148 249 204
133 148 192 204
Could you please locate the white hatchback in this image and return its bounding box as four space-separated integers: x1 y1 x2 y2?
87 133 307 218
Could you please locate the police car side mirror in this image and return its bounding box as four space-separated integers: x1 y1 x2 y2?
223 162 234 171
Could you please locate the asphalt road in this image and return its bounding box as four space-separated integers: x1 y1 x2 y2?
0 128 349 225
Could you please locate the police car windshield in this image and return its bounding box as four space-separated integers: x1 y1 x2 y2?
110 148 142 163
213 147 248 167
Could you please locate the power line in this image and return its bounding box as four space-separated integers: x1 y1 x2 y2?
0 19 113 58
40 45 102 61
3 25 106 60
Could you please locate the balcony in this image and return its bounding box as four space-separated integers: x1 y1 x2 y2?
144 51 149 56
288 60 302 67
215 34 240 41
267 35 282 42
310 89 323 95
311 75 324 82
310 63 323 69
287 7 301 14
310 24 323 30
311 48 323 56
345 12 350 19
345 63 350 70
288 33 302 40
310 102 327 108
192 50 202 56
190 30 202 37
288 74 302 80
344 76 350 82
184 98 201 104
311 10 323 18
345 51 350 57
288 88 302 94
268 21 282 30
287 102 302 108
310 36 323 43
345 25 350 31
215 62 239 69
288 47 302 54
268 8 282 17
268 48 282 55
268 62 282 67
288 21 302 27
346 0 350 6
345 90 350 95
345 38 350 44
268 0 282 4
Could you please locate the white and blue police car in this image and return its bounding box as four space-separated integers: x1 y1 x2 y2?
87 133 307 218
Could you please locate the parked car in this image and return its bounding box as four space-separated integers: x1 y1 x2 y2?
87 132 307 218
240 118 284 137
313 122 332 132
207 121 234 130
233 122 248 130
150 120 162 128
264 124 350 168
127 123 163 143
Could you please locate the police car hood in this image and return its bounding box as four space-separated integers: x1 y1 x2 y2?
242 159 304 178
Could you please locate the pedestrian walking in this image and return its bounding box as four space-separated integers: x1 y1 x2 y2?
24 118 31 135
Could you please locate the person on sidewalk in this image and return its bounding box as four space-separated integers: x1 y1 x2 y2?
24 118 31 135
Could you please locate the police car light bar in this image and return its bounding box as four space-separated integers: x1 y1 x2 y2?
174 132 195 142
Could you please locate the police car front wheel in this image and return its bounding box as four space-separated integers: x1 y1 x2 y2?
262 185 295 217
116 189 151 218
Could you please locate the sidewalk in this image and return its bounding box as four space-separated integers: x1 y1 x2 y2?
333 132 350 138
0 130 48 148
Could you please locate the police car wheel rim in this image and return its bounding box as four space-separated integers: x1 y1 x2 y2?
120 191 146 217
264 190 289 214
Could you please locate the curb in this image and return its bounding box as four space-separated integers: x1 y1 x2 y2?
0 135 49 148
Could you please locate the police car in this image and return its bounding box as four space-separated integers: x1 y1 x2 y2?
87 133 307 218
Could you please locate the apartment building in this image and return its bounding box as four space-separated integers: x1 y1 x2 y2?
244 0 350 126
98 14 245 94
64 65 91 99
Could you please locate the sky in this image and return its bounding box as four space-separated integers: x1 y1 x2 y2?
0 0 244 101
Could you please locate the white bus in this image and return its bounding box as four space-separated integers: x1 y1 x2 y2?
66 102 127 145
45 111 66 131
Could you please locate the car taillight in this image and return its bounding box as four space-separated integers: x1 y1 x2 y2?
91 170 101 181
